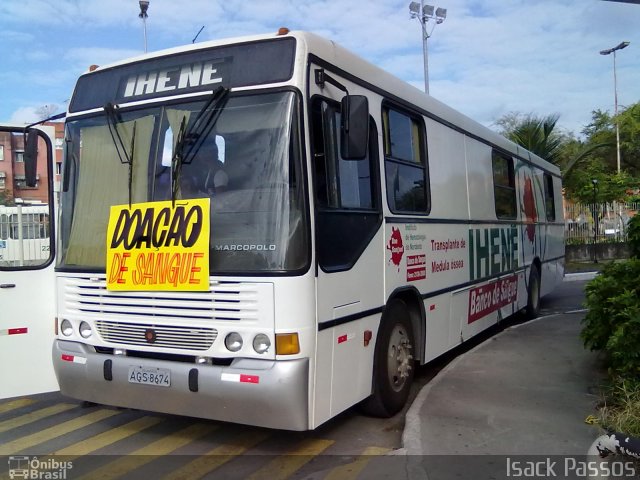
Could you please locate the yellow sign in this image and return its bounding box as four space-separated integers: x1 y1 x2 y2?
106 199 210 291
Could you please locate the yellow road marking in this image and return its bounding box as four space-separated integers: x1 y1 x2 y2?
163 431 270 480
0 398 35 415
79 422 218 480
247 438 334 480
0 403 76 434
0 408 119 455
51 416 163 457
324 446 391 480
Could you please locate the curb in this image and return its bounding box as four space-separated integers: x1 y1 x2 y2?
564 272 598 282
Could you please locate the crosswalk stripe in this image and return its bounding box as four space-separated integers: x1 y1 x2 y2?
0 408 119 455
51 416 163 457
79 422 218 480
163 431 270 480
323 446 391 480
247 438 334 480
0 398 35 415
0 403 76 434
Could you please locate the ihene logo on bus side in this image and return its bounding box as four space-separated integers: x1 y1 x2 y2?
468 226 518 281
122 60 225 98
106 199 210 291
467 226 519 324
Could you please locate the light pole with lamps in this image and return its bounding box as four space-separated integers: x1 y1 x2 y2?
139 1 150 53
600 41 630 174
409 1 447 95
592 179 599 263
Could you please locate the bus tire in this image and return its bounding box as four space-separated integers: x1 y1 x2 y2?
526 264 541 319
361 299 415 418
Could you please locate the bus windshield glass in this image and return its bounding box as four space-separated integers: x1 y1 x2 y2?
58 91 307 274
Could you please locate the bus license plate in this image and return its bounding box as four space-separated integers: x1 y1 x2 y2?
128 366 171 387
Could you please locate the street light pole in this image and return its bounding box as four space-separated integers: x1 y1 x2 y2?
592 179 599 264
600 41 630 174
409 2 447 95
139 1 150 53
420 1 429 95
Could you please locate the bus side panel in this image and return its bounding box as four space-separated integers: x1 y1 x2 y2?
465 139 495 221
422 293 453 363
541 175 565 297
426 120 469 220
0 127 58 400
515 161 545 271
315 227 384 424
313 329 333 428
0 265 58 398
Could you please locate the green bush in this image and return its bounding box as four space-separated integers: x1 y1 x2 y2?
628 214 640 259
582 259 640 377
598 377 640 437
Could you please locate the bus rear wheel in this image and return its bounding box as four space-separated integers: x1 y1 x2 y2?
361 299 415 417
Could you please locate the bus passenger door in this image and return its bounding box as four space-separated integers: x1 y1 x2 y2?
309 90 384 420
0 126 58 399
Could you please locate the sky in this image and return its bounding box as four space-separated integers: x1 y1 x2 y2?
0 0 638 137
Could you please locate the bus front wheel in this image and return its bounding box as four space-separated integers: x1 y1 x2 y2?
361 299 415 418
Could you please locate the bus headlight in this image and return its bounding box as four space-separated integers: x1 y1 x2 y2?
60 319 73 337
224 332 243 352
79 321 92 339
253 334 271 354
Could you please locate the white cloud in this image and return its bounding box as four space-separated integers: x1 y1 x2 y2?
63 47 145 70
8 107 40 125
0 0 638 135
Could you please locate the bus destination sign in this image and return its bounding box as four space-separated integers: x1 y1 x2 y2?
69 37 296 113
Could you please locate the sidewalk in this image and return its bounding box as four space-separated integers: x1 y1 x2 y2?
402 310 604 457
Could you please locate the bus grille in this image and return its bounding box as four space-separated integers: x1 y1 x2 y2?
94 320 217 350
62 276 272 323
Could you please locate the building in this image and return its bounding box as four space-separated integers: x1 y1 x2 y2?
0 122 63 205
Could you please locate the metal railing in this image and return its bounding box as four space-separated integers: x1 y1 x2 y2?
564 202 640 245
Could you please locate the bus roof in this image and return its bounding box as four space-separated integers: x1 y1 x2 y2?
71 29 560 176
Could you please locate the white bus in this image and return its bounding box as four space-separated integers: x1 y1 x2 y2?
50 30 564 430
0 125 59 399
0 204 51 267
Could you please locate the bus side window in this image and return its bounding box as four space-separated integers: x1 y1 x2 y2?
544 173 556 221
382 106 429 213
0 214 7 240
311 99 374 210
0 131 53 268
311 96 381 271
492 151 517 219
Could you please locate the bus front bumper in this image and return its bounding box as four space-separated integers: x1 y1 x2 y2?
53 340 309 431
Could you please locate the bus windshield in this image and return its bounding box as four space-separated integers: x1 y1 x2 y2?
58 91 307 274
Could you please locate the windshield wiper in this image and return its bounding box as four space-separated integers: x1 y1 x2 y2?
171 86 229 205
171 115 188 206
104 102 137 206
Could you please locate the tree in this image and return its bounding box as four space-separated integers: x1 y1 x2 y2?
494 105 640 201
509 113 564 164
495 112 565 164
618 103 640 174
35 104 59 121
0 189 15 206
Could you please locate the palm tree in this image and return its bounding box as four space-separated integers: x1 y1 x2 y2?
505 113 563 164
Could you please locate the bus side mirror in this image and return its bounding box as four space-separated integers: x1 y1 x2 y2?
340 95 369 160
24 129 39 187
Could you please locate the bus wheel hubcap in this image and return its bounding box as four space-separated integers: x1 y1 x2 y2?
387 324 413 392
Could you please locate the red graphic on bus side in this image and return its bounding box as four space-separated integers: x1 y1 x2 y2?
387 227 404 269
523 176 537 243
